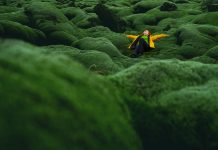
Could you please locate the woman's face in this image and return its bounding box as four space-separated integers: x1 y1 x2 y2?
143 30 149 35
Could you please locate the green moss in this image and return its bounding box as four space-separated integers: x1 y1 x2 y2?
191 55 216 63
48 31 77 45
94 3 126 32
125 7 181 30
205 46 218 60
175 24 217 58
61 7 100 28
22 1 89 45
76 13 100 28
44 45 122 75
24 1 68 25
38 22 86 38
201 0 218 11
72 37 122 57
61 7 87 22
0 20 46 44
110 59 218 101
109 6 133 17
0 39 142 150
193 12 218 26
74 0 98 9
43 45 81 54
126 81 218 150
72 51 122 75
86 26 129 54
0 11 29 25
133 0 164 13
160 1 177 11
0 6 19 13
112 59 218 150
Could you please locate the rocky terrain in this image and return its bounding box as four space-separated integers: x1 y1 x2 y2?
0 0 218 149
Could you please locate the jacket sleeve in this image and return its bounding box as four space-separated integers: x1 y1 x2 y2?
126 35 138 40
151 34 169 41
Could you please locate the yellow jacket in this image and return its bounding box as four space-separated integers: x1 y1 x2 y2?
127 34 169 49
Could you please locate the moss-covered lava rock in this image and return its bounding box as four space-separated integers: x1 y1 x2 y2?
0 39 141 150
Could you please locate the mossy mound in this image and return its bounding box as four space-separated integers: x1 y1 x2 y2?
61 7 87 22
133 0 163 13
108 6 133 17
0 6 19 13
0 20 46 44
110 59 218 101
74 0 98 9
44 45 122 75
205 46 218 60
43 44 81 54
160 1 177 11
0 6 29 25
24 1 68 25
72 37 122 57
201 0 218 11
86 26 130 54
23 1 87 44
72 51 122 75
125 7 181 31
112 59 218 150
0 39 141 150
0 11 29 25
75 13 100 28
175 24 217 59
193 12 218 26
191 55 216 64
127 80 218 150
94 3 126 32
47 31 77 45
38 21 86 38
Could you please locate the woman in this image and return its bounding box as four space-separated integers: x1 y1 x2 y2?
127 30 169 57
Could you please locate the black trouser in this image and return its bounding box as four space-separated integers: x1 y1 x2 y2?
134 38 150 56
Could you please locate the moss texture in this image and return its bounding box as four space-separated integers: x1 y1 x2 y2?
0 39 141 150
1 0 218 149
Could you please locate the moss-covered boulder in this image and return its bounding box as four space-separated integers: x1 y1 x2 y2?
0 39 141 150
0 20 46 44
201 0 218 11
160 1 177 11
44 45 122 75
23 1 86 45
94 3 126 32
110 59 218 101
205 46 218 60
86 26 129 53
111 59 218 150
193 12 218 26
0 7 29 25
191 55 216 63
38 21 85 38
47 31 77 45
125 8 175 30
172 0 189 3
175 24 216 58
73 37 122 57
126 81 218 150
0 6 19 13
72 51 122 75
74 0 98 9
24 1 68 25
61 7 87 22
133 1 163 13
